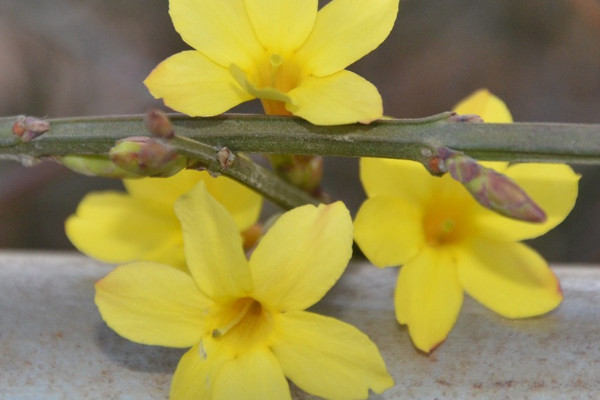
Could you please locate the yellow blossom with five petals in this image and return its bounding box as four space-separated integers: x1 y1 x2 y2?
144 0 400 125
354 89 580 353
66 170 262 270
95 182 393 400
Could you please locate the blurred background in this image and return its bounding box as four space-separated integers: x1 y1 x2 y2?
1 0 599 261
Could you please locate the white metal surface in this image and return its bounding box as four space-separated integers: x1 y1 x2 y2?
1 252 599 399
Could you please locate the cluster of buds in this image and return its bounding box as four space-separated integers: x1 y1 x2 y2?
105 109 185 177
431 147 547 223
109 136 186 177
59 110 186 178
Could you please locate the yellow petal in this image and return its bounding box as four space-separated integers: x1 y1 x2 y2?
170 344 213 400
203 174 262 232
456 238 563 318
360 157 435 203
95 262 210 348
144 51 253 117
175 182 252 301
250 202 353 311
354 196 424 267
169 0 263 70
472 163 579 241
65 192 185 269
453 89 513 123
296 0 399 76
123 169 202 206
244 0 317 54
395 248 464 353
213 349 291 400
272 311 393 399
286 70 383 125
125 170 262 232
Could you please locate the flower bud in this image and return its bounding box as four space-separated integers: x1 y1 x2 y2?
109 136 186 177
144 108 174 139
445 152 546 223
268 154 323 195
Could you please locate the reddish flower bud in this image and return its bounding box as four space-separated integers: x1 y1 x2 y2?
445 151 547 223
109 136 186 177
144 109 174 139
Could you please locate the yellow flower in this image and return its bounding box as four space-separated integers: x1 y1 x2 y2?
353 89 580 353
95 183 393 400
66 170 262 270
144 0 399 125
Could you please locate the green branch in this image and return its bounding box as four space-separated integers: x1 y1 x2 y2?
169 135 318 209
0 113 600 164
1 113 599 210
2 113 599 164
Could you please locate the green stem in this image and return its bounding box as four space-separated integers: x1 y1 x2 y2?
1 113 600 209
2 113 600 163
170 136 318 209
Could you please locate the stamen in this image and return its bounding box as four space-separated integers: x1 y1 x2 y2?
269 54 283 69
441 219 455 234
269 54 283 86
212 299 255 338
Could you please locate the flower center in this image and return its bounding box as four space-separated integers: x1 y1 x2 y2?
423 198 469 246
421 182 476 246
256 52 302 93
209 297 272 352
423 210 464 247
255 52 306 116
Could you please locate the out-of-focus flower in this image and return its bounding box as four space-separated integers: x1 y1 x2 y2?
95 183 393 399
354 89 580 353
66 170 262 270
144 0 399 125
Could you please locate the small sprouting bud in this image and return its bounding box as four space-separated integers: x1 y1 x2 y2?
12 116 50 142
444 151 547 223
109 136 186 177
217 147 235 169
144 108 174 139
11 117 26 137
269 154 324 195
59 155 143 178
447 112 484 123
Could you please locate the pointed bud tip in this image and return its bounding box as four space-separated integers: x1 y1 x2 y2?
438 148 548 223
469 168 548 223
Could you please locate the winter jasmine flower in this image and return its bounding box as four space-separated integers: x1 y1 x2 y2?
95 183 393 399
66 170 261 270
354 89 580 352
144 0 400 125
